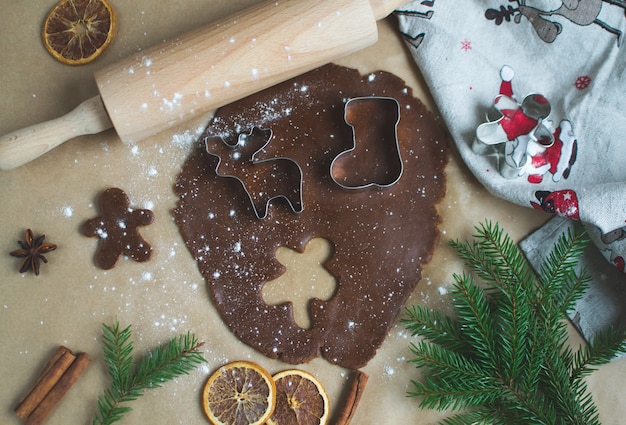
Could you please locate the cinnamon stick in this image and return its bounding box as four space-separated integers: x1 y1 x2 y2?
333 369 369 425
24 352 91 425
15 346 76 419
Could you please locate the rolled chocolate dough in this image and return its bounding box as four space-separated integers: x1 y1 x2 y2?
174 64 448 369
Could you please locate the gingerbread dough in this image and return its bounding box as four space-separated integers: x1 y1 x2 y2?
174 64 448 369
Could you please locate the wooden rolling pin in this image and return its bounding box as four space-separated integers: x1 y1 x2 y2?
0 0 407 171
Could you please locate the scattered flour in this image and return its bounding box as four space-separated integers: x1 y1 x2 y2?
161 93 183 112
385 365 395 376
61 206 74 218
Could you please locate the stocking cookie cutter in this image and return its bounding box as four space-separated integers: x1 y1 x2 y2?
204 127 304 220
330 96 403 189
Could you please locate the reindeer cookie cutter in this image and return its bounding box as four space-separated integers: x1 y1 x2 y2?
473 92 555 179
330 96 403 190
204 127 304 220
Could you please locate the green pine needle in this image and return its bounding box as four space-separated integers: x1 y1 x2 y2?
101 321 134 394
93 320 206 425
403 220 626 425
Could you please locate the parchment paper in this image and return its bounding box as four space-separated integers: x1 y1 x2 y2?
1 1 625 424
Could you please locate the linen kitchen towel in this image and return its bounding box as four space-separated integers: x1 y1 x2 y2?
396 0 626 273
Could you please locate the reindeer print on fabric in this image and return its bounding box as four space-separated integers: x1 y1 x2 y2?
397 1 436 49
485 0 626 44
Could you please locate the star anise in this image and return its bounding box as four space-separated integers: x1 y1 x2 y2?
10 229 57 276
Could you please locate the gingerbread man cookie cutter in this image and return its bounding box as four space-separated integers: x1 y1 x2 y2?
474 93 554 179
205 126 304 220
330 96 403 189
473 66 555 179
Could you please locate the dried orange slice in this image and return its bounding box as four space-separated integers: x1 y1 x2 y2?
42 0 116 65
267 369 330 425
202 361 276 425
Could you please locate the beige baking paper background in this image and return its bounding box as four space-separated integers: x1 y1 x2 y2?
1 1 625 424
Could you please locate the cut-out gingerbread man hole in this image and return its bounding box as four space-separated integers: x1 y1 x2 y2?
261 238 337 330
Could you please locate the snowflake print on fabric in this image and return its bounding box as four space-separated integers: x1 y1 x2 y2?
82 187 154 269
574 75 592 90
461 39 472 51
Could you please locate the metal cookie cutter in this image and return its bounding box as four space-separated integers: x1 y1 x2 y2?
330 96 403 189
474 93 554 179
205 126 304 219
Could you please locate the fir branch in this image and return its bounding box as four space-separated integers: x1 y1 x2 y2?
572 326 626 379
514 318 546 400
554 269 592 317
408 340 487 382
93 321 206 425
402 305 467 353
540 343 596 424
409 375 502 411
492 280 531 386
449 272 499 370
539 225 589 297
404 220 626 424
494 390 558 425
441 408 499 425
101 321 134 393
452 223 535 384
538 225 590 329
133 332 206 390
451 221 534 295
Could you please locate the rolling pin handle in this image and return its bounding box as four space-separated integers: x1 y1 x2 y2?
0 96 113 171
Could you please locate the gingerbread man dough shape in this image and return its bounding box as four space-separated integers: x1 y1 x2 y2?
82 187 154 269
